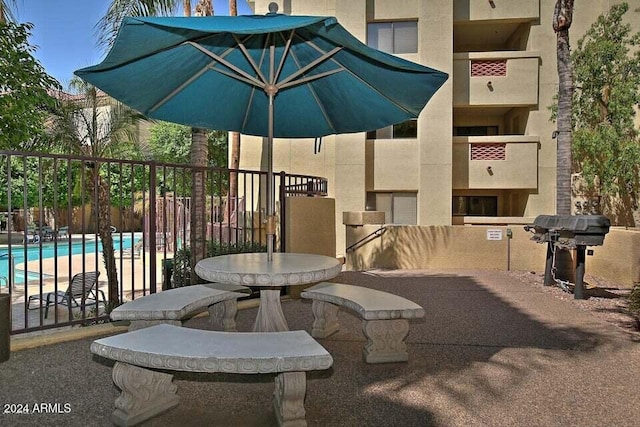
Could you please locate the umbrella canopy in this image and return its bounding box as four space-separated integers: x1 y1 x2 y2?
76 13 447 138
75 9 448 258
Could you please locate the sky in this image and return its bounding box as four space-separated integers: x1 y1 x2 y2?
16 0 254 88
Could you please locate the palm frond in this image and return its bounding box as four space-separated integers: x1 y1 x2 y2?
0 0 17 24
96 0 180 49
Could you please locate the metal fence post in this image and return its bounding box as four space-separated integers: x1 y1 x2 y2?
278 171 286 253
0 293 10 362
149 161 157 294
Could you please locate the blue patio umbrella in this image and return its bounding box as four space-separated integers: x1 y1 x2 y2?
75 5 448 259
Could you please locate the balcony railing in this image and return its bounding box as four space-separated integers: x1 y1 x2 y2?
453 52 540 107
452 135 539 190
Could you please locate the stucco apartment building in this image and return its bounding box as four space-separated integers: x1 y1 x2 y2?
241 0 639 255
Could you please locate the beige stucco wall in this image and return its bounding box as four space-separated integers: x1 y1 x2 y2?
453 0 540 22
589 227 640 288
419 0 454 226
284 197 336 257
284 197 337 298
246 0 640 256
366 139 420 191
345 224 545 271
345 224 640 288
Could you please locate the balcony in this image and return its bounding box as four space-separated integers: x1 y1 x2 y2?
453 0 539 23
453 52 539 107
452 135 539 190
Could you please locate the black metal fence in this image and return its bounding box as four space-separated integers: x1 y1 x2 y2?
0 150 327 334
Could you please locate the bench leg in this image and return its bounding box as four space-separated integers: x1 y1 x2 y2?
208 300 238 332
273 372 307 427
128 320 181 331
310 300 340 339
362 319 410 364
111 362 180 427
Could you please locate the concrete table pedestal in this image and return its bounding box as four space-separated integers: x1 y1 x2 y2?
195 253 342 332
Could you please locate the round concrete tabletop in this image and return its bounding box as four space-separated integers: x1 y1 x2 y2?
194 252 342 288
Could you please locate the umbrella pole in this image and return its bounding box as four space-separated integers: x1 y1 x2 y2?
266 91 274 261
265 41 277 262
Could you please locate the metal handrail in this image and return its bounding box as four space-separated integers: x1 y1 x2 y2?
0 254 14 292
345 226 387 253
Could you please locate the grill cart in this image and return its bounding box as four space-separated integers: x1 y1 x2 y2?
524 215 610 299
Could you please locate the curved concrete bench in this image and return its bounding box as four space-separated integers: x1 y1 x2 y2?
110 283 251 331
301 282 425 363
91 324 333 427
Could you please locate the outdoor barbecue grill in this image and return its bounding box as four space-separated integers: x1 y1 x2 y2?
524 215 611 299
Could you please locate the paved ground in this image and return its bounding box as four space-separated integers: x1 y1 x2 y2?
1 269 639 426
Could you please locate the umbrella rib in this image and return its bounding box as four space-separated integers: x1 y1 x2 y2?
185 41 265 88
273 30 295 85
279 68 343 90
241 38 271 131
277 47 343 87
232 34 268 85
241 86 258 132
295 35 417 117
148 39 258 114
149 65 210 113
285 45 337 134
208 65 266 88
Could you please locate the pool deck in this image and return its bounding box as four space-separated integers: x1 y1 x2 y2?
4 243 171 332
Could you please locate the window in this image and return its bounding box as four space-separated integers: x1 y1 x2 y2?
452 196 498 216
367 119 417 139
367 21 418 54
366 192 417 225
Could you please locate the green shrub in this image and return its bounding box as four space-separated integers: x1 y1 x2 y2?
171 240 267 288
629 284 640 315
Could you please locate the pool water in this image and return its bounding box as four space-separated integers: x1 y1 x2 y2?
0 236 136 285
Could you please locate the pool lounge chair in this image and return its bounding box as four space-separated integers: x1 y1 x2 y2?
38 226 54 241
115 240 143 259
24 226 40 244
56 226 69 240
27 271 105 318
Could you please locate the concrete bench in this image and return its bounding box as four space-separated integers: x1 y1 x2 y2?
301 282 425 363
91 324 333 427
110 283 251 332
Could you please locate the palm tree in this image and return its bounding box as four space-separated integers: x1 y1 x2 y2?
98 0 214 283
553 0 574 216
0 0 16 24
48 77 146 307
189 0 214 281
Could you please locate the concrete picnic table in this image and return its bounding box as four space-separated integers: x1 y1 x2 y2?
195 252 342 332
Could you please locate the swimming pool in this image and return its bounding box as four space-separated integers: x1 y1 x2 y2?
0 235 137 285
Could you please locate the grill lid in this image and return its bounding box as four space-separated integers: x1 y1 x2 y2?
532 215 610 233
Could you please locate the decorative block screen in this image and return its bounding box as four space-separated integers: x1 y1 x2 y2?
471 143 506 160
471 60 507 77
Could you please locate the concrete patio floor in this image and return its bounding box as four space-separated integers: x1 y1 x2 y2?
1 268 639 426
